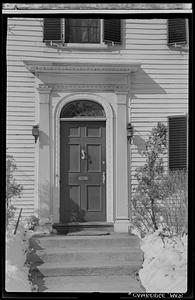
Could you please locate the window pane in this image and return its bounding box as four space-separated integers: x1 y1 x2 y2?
65 19 100 43
60 100 106 118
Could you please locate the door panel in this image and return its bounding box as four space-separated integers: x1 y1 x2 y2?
87 144 101 172
66 185 81 210
87 185 102 212
60 121 106 223
86 127 101 137
68 144 81 172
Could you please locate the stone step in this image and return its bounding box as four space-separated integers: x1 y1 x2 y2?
28 232 144 292
39 275 145 292
28 247 143 264
31 261 142 277
29 233 140 250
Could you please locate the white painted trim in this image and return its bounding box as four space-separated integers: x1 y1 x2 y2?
60 117 106 122
53 93 114 223
3 10 192 14
34 80 40 217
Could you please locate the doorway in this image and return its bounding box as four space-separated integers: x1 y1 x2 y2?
59 100 107 223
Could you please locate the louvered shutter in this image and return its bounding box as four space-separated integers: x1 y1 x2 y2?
103 19 121 44
168 115 187 170
43 18 62 42
168 18 187 44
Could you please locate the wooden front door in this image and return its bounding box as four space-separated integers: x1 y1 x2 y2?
60 121 106 223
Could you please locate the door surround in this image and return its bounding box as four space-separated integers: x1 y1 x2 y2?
53 93 114 223
26 61 141 232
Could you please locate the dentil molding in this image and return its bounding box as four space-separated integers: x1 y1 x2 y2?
24 61 141 75
37 83 129 92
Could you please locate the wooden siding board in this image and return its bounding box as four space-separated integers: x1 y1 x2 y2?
7 82 34 87
7 110 35 116
7 98 35 102
7 116 35 121
131 94 188 99
7 51 188 63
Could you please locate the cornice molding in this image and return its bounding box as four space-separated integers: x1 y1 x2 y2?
38 83 129 92
24 61 141 75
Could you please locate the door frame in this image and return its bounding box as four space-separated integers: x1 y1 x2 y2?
53 93 114 223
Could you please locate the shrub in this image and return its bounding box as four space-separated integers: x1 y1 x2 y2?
131 122 167 236
159 170 188 236
131 122 188 238
6 154 23 226
26 215 40 231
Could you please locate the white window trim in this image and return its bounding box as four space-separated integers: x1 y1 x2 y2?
63 43 108 49
64 18 104 46
50 18 110 49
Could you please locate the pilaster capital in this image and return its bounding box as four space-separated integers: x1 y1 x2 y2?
116 91 128 106
37 84 52 94
37 84 52 104
114 85 129 94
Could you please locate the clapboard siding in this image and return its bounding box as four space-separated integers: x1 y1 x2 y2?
7 17 188 216
7 18 37 216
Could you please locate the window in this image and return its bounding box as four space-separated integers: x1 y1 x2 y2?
168 18 188 45
60 100 106 118
168 115 188 170
65 19 100 43
43 18 121 45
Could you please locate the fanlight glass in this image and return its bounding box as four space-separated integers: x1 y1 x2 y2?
60 100 106 118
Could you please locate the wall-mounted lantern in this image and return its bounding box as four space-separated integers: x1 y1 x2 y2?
127 123 134 144
32 124 39 143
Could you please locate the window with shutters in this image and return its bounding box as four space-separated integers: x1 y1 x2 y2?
168 18 188 46
43 18 122 47
168 115 188 170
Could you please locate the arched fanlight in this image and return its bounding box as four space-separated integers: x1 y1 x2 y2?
60 100 106 118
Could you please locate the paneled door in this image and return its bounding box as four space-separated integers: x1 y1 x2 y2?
60 121 106 222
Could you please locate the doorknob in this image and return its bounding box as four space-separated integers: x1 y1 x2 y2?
81 149 87 160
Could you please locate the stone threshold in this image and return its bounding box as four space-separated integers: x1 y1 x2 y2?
52 222 114 234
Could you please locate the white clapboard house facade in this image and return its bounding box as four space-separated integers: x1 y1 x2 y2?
6 17 188 232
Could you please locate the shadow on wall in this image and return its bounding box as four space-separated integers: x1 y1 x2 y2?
130 69 167 155
132 134 146 156
39 130 49 149
36 181 51 224
131 69 167 96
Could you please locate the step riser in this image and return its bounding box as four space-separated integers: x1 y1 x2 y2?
54 227 114 234
33 238 140 249
42 275 144 293
32 265 140 277
52 223 114 234
30 251 143 264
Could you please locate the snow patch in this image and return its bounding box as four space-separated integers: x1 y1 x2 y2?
6 222 32 292
139 230 187 293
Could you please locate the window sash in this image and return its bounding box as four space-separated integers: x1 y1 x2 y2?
65 19 101 44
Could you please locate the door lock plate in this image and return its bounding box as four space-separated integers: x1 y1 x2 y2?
78 176 88 181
